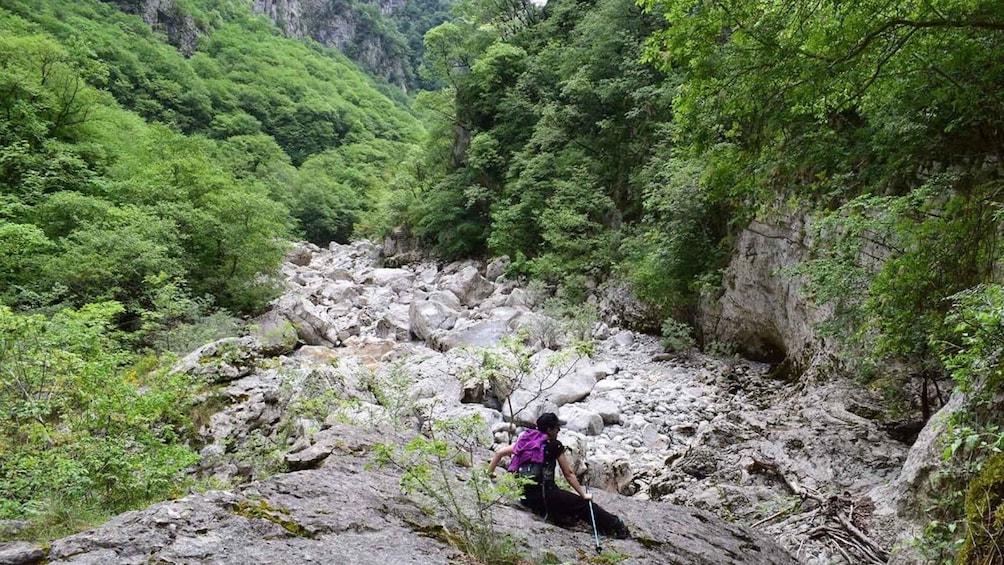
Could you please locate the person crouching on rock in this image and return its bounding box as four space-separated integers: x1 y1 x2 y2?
487 412 630 539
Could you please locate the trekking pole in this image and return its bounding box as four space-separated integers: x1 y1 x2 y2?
587 497 602 554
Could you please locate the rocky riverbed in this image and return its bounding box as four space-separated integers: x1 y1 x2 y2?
2 240 928 565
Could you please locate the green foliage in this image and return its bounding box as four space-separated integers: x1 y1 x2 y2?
135 274 242 355
914 284 1004 562
541 294 599 346
371 415 528 565
361 361 418 425
395 0 679 291
957 453 1004 565
620 155 727 316
0 0 429 538
0 304 200 538
0 0 424 312
659 318 695 353
639 0 1004 200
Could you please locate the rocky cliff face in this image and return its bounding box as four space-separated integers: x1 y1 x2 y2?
108 0 201 55
697 211 957 564
109 0 418 88
253 0 306 36
698 214 830 373
255 0 410 88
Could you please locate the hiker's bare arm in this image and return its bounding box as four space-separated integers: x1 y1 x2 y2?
487 444 514 476
557 453 590 499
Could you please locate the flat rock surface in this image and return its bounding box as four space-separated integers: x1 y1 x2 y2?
44 425 796 565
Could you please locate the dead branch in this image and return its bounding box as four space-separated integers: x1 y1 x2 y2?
751 456 889 563
752 503 796 528
835 511 890 561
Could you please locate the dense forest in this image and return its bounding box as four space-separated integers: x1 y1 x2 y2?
0 0 422 539
382 0 1004 562
1 0 1002 562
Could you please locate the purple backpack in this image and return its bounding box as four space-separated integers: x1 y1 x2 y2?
507 429 548 472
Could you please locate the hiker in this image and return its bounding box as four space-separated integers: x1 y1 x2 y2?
487 412 629 539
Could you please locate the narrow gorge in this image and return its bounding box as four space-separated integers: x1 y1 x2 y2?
2 239 943 565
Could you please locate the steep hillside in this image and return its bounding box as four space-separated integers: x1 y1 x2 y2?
126 0 456 91
0 0 423 537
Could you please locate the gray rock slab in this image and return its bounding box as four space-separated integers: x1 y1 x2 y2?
43 422 796 565
433 320 509 351
0 542 44 565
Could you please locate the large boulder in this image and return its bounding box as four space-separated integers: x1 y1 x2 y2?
408 299 462 342
561 405 604 435
441 266 494 306
544 366 599 406
273 294 341 347
432 320 509 351
598 279 663 333
366 268 414 291
318 280 360 304
485 256 511 281
376 304 411 342
0 542 44 565
171 337 270 383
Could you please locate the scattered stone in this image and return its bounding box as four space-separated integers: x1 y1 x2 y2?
286 244 313 266
158 240 913 563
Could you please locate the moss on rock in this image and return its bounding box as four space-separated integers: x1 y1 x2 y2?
957 452 1004 564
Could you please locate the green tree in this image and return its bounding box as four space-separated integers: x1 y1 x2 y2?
0 303 200 535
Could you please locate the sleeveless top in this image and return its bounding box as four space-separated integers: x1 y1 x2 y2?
517 438 565 485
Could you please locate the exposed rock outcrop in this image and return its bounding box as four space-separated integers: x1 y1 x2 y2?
108 0 200 55
38 425 797 565
253 0 305 36
249 0 411 87
698 215 829 371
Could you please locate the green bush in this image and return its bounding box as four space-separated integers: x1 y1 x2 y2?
0 303 201 539
660 318 695 353
371 415 528 565
917 284 1004 562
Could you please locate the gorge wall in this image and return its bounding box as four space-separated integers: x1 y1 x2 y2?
111 0 413 87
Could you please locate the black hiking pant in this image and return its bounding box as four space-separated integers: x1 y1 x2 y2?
522 482 622 535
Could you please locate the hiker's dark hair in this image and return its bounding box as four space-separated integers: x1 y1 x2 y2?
535 412 564 431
